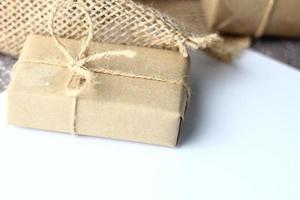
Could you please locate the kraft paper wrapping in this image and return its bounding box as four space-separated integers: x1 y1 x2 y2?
7 35 189 147
137 0 206 33
201 0 300 37
138 0 251 62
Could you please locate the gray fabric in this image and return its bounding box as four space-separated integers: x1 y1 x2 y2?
252 38 300 69
0 54 15 93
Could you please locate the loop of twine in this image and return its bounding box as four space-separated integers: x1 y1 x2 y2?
48 1 191 134
49 1 190 92
50 1 138 86
255 0 276 38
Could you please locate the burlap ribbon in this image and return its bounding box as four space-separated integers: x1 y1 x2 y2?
255 0 277 38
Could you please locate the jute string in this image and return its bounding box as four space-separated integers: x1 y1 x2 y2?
255 0 277 38
49 1 192 134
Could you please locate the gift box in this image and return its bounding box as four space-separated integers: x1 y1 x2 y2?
138 0 251 62
201 0 300 38
7 35 190 147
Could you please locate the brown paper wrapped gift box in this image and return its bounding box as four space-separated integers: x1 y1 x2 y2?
138 0 251 62
7 35 190 147
201 0 300 37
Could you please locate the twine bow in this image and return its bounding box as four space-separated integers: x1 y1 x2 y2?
49 1 191 134
50 1 137 95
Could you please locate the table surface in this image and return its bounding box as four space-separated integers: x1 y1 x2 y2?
253 37 300 69
0 50 300 200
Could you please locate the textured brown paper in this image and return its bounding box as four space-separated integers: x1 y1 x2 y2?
7 35 189 147
201 0 300 37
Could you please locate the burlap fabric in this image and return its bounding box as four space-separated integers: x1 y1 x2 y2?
0 0 221 58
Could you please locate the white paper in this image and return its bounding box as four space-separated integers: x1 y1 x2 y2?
0 50 299 200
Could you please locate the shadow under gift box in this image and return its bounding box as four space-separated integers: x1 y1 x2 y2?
7 35 190 147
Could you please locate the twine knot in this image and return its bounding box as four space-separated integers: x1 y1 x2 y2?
69 60 91 78
48 1 191 134
50 1 137 94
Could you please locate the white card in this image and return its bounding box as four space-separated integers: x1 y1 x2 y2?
0 50 300 200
